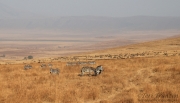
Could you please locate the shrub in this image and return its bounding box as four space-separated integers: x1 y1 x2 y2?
28 55 33 59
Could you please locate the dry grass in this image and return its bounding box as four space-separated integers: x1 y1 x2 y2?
0 56 180 103
0 36 180 103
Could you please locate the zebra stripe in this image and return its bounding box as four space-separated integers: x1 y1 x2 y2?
40 64 46 68
95 65 103 75
24 64 32 70
81 66 95 76
81 65 103 76
50 68 60 75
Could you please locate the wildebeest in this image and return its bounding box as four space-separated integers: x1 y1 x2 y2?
24 64 32 70
50 68 60 75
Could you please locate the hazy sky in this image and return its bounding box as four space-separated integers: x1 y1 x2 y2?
1 0 180 17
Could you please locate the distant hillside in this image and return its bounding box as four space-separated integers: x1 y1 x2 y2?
82 35 180 56
1 3 180 40
1 16 180 32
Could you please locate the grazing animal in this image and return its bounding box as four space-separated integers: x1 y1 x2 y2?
81 66 95 76
24 64 32 70
81 65 104 76
78 61 87 65
66 62 73 66
40 64 46 68
66 62 77 66
94 65 103 76
48 64 53 67
88 61 96 65
50 68 60 75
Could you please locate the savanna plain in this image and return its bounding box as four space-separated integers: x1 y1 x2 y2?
0 35 180 103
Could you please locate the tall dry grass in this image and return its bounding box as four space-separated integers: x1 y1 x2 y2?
0 55 180 103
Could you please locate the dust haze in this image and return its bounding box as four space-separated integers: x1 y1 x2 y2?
1 16 180 59
1 1 180 59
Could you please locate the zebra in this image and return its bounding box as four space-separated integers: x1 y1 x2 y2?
94 65 103 76
80 65 104 76
40 64 46 68
81 66 95 76
50 68 60 75
66 62 72 66
71 62 77 66
66 62 77 66
48 63 53 68
88 61 96 65
24 64 32 70
78 61 87 65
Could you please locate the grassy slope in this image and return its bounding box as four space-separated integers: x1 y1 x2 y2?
0 36 180 103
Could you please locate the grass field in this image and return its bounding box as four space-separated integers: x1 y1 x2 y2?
0 36 180 103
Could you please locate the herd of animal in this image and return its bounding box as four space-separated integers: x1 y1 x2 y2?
56 51 180 62
66 61 95 66
24 61 103 76
21 50 180 76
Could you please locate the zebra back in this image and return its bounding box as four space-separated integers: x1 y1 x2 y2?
40 64 46 68
50 68 60 75
88 61 96 65
48 64 53 67
81 66 95 76
24 64 32 70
